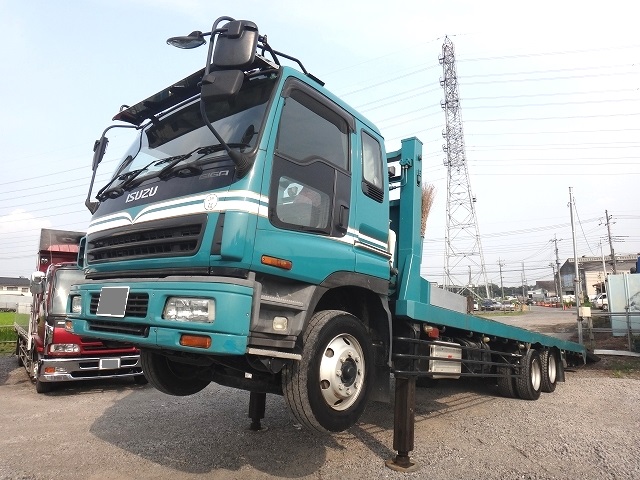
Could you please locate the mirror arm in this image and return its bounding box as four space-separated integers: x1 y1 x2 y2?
85 124 138 214
203 16 236 76
198 99 253 178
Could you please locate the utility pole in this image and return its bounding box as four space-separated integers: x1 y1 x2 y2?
605 210 617 274
552 235 564 307
521 262 526 300
498 258 505 300
569 187 583 344
600 242 607 292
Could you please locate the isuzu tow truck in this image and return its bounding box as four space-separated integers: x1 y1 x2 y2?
67 17 587 469
15 229 145 392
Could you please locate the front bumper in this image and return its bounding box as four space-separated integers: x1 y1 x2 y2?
69 277 255 356
37 355 142 383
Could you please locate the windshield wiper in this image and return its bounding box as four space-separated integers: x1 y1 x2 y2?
196 143 249 157
95 155 133 201
157 143 249 180
96 159 158 200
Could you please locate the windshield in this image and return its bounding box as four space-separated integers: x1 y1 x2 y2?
100 75 276 196
50 269 85 316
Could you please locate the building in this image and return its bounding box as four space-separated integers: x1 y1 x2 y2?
559 254 638 300
0 277 31 313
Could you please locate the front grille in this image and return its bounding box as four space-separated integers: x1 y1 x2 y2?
88 320 150 337
81 340 135 351
87 215 206 263
90 293 148 318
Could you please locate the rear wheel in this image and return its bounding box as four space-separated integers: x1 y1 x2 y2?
515 349 542 400
539 349 558 393
282 310 373 433
140 350 210 396
496 364 518 398
15 338 23 367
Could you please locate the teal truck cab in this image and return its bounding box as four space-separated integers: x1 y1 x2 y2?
68 17 586 460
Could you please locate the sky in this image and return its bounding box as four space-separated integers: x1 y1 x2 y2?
1 0 639 289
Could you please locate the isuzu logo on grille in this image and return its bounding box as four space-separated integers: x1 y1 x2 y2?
125 186 158 203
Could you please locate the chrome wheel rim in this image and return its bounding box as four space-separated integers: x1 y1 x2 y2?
318 333 365 411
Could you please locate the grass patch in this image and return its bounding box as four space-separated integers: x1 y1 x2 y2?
0 326 17 355
475 310 527 319
0 313 25 355
0 312 29 326
585 355 640 379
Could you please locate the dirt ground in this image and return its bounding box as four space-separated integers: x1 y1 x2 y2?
1 306 639 479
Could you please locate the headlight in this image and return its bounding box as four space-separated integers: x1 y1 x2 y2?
163 297 215 323
71 296 82 314
49 344 80 354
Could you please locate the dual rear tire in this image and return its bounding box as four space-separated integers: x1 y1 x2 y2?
497 348 558 400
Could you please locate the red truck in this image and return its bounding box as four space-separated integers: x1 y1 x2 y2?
14 229 146 393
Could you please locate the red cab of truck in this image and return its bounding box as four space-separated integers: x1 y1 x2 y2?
14 229 146 392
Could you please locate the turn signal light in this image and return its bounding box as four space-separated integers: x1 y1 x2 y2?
179 334 212 349
261 255 292 270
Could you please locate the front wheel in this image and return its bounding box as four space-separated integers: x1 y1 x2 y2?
282 310 373 433
140 350 210 396
32 353 53 394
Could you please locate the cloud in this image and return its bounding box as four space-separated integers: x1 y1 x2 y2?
0 209 52 234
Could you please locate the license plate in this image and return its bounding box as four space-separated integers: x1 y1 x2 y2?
96 286 130 317
99 358 121 370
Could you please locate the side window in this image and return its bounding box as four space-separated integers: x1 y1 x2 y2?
275 176 331 229
276 90 349 171
361 132 384 202
269 86 352 237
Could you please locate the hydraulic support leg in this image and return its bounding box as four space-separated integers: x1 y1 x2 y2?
248 391 266 431
385 376 419 472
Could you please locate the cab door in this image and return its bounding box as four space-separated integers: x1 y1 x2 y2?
254 77 355 284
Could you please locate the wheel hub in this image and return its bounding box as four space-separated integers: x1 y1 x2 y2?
318 333 365 411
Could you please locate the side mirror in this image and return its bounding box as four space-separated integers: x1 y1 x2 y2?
30 271 45 295
201 70 245 102
92 136 109 171
213 20 258 69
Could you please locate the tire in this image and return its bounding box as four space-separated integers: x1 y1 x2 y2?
133 374 149 385
16 339 23 367
539 349 558 393
496 364 518 398
282 310 373 433
140 350 210 396
515 349 542 400
32 353 53 394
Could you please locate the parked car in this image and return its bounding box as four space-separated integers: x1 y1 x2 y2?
594 293 608 310
500 301 515 312
480 299 495 311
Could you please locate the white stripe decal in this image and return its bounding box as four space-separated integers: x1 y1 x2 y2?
87 191 268 234
88 191 387 254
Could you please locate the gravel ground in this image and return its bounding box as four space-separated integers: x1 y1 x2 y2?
0 306 636 479
1 350 639 480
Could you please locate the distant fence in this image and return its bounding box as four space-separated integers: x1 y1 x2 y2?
584 311 640 353
0 299 30 315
